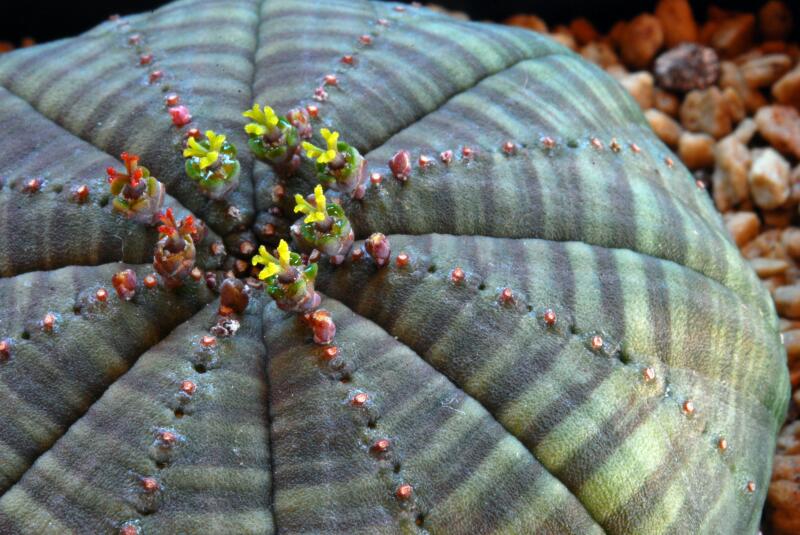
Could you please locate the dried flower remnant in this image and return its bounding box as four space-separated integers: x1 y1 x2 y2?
152 208 197 288
112 269 138 301
365 233 391 267
183 130 240 199
291 185 354 265
107 153 165 224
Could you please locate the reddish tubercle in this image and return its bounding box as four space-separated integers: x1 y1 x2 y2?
590 137 603 150
168 105 192 127
341 55 354 65
165 94 180 107
371 438 391 453
370 172 383 185
502 141 516 155
499 287 514 305
0 339 11 361
149 70 163 83
311 309 336 345
461 146 474 158
389 150 411 181
143 274 158 289
139 54 153 65
746 481 756 493
665 156 675 168
322 346 338 361
396 483 413 501
128 34 141 45
95 288 108 302
396 252 410 267
190 267 203 281
23 178 41 193
418 154 433 168
180 379 196 395
378 17 390 25
119 524 140 535
351 391 369 406
543 308 557 326
630 142 641 153
718 437 728 451
359 34 373 45
141 477 159 493
73 184 90 203
450 267 465 284
306 104 319 118
112 269 138 300
440 150 453 164
590 334 603 351
541 136 556 149
642 367 656 382
351 248 364 261
186 128 201 140
682 400 695 415
158 430 178 445
323 74 338 86
200 335 217 348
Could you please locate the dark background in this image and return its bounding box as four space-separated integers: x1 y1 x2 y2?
1 1 798 45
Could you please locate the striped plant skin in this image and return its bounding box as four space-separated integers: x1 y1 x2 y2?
0 263 214 493
0 0 789 534
0 298 270 534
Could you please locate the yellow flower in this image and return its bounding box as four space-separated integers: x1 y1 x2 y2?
183 130 226 169
243 104 279 137
251 240 292 280
294 184 328 224
302 128 340 164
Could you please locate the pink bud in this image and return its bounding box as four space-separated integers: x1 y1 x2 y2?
389 150 411 181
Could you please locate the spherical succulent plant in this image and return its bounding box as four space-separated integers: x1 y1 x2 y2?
0 0 790 534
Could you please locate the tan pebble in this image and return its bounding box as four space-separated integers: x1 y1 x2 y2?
732 118 758 145
653 88 680 116
549 30 577 51
619 14 664 69
719 61 766 114
721 87 746 123
654 0 699 47
678 132 715 169
749 148 792 210
620 72 654 109
724 212 760 247
781 329 800 361
713 137 752 211
773 66 800 110
755 106 800 159
774 284 800 318
680 87 732 139
580 42 620 69
763 209 794 229
569 18 598 46
710 14 755 58
608 21 627 47
759 1 794 41
505 14 548 33
646 109 682 147
781 228 800 259
740 54 792 88
750 257 790 278
605 64 629 80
